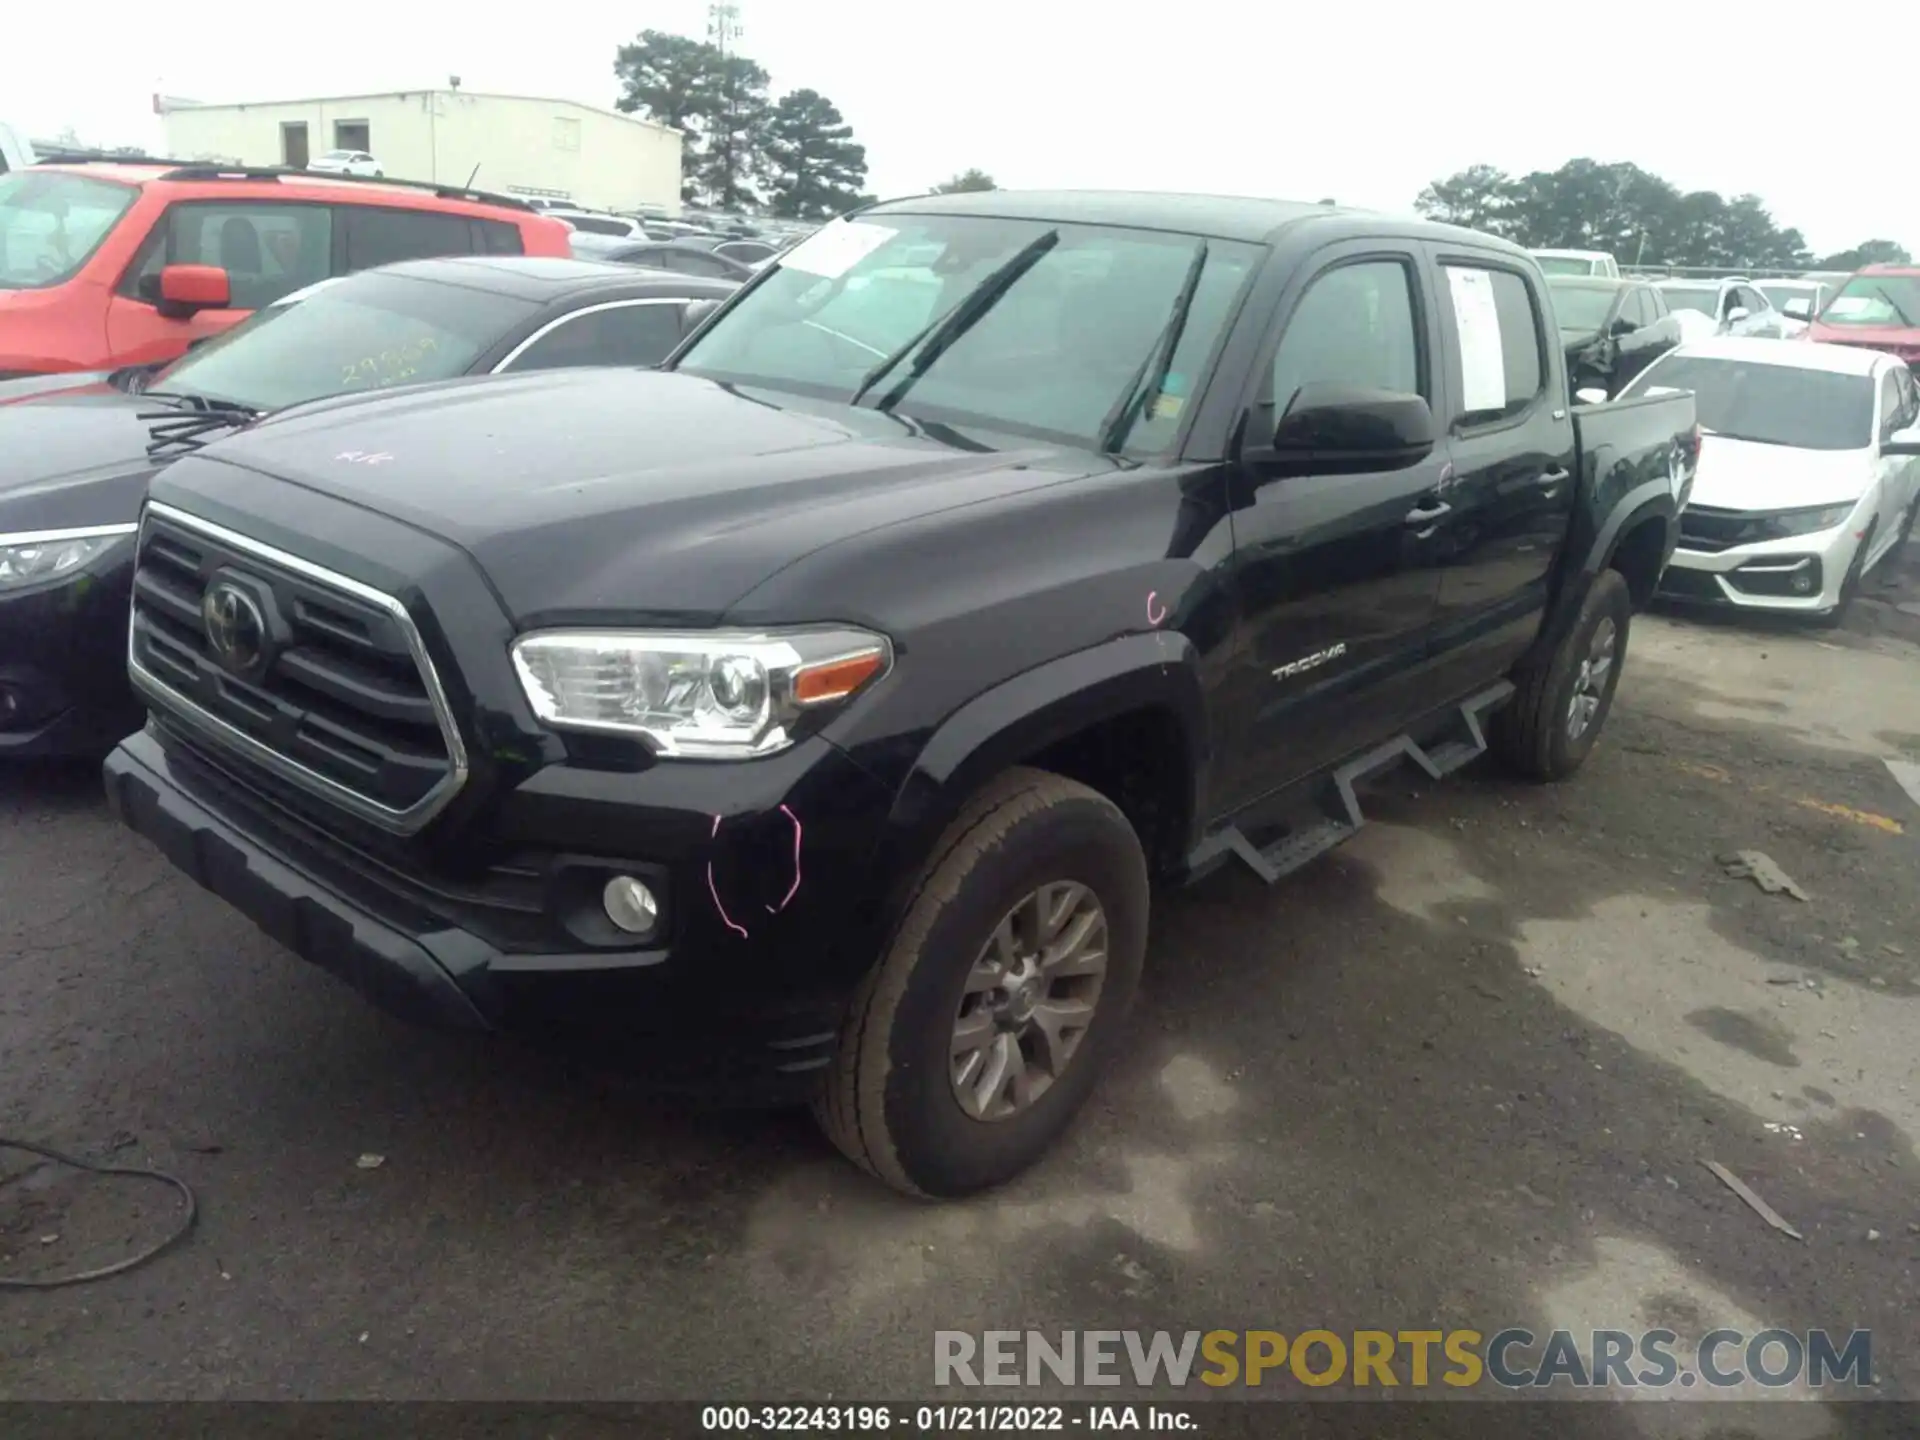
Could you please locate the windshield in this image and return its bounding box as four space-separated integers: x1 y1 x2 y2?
1659 286 1718 317
1628 354 1872 451
0 171 137 289
1534 255 1599 277
1757 283 1813 311
151 269 538 411
1549 282 1619 332
673 214 1260 453
1819 274 1920 329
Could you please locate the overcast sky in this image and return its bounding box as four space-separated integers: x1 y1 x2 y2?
6 1 1909 256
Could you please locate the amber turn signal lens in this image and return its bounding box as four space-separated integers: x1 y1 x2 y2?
793 648 887 706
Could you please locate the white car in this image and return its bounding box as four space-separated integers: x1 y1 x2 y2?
1622 338 1920 621
1531 248 1621 278
308 149 382 178
1755 279 1836 338
1654 278 1792 340
547 209 646 239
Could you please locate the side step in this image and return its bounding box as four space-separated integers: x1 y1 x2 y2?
1185 680 1513 886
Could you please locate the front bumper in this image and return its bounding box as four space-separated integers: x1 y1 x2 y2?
104 722 901 1103
0 550 143 758
1656 520 1858 613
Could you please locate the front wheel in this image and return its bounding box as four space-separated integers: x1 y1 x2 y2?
815 768 1149 1198
1492 569 1632 781
1817 520 1875 628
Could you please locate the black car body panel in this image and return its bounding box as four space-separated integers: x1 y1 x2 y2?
104 192 1698 1101
0 258 734 757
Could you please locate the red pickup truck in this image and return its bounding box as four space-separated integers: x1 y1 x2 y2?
0 161 571 378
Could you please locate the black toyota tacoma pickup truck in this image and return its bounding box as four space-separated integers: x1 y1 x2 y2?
102 192 1697 1197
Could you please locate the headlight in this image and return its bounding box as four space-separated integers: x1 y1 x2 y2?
1753 502 1854 541
510 626 892 757
0 524 135 592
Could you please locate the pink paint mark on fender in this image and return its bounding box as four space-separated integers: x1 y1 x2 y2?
767 804 803 913
1145 591 1167 626
707 813 750 939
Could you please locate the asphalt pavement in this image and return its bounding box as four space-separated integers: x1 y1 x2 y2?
4 551 1918 1435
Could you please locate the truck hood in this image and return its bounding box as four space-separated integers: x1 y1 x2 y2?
0 383 166 533
189 368 1096 625
1688 435 1870 511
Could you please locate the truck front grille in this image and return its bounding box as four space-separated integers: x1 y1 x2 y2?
127 502 467 834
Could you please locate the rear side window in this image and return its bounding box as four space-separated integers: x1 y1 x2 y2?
341 207 477 271
127 200 333 310
506 301 687 371
1441 264 1544 425
474 219 524 255
1268 259 1423 415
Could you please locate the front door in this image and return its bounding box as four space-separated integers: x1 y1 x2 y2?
1422 250 1579 692
1221 247 1450 806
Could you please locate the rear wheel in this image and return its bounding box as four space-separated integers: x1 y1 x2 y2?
815 768 1148 1197
1492 569 1632 781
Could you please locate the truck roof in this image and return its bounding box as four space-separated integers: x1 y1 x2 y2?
866 189 1528 254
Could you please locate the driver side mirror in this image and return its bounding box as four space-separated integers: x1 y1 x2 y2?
153 264 232 320
1610 316 1638 337
1574 386 1610 406
1782 298 1812 320
1725 306 1751 326
1262 383 1436 472
1885 424 1920 457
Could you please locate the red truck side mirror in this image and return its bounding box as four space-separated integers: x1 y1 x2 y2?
156 264 232 320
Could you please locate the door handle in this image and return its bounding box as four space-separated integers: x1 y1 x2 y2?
1537 467 1571 490
1405 499 1451 528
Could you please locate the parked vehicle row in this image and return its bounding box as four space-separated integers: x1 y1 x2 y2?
0 256 734 754
0 159 573 376
35 191 1699 1196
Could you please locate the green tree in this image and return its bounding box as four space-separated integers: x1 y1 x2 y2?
692 52 771 211
1817 239 1911 270
762 89 868 220
1414 163 1518 235
932 169 996 194
612 29 770 208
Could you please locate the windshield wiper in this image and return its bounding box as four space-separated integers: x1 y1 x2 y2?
848 229 1061 412
1871 286 1915 327
1097 241 1209 454
138 392 263 459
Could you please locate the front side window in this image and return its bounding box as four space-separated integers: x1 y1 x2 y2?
128 200 333 310
1879 370 1903 439
1269 259 1422 415
675 213 1260 454
149 269 536 411
1626 355 1872 451
0 171 137 289
1821 273 1920 328
507 302 687 371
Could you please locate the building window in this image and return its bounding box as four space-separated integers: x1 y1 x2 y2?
552 117 582 153
333 119 371 153
281 122 309 169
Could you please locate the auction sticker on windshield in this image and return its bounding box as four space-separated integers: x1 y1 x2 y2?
780 218 897 279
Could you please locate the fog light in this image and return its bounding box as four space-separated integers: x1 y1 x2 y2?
1791 571 1814 594
601 875 660 935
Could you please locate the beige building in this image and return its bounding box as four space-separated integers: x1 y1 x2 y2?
161 90 682 213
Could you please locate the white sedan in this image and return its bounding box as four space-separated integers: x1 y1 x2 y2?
1621 338 1920 622
308 149 383 178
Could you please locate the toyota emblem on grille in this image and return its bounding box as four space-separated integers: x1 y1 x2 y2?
202 582 270 676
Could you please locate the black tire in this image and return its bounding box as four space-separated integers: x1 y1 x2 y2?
1817 520 1875 628
1492 569 1632 782
814 767 1149 1198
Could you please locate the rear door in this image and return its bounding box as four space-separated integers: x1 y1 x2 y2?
1221 242 1450 803
1421 246 1578 695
